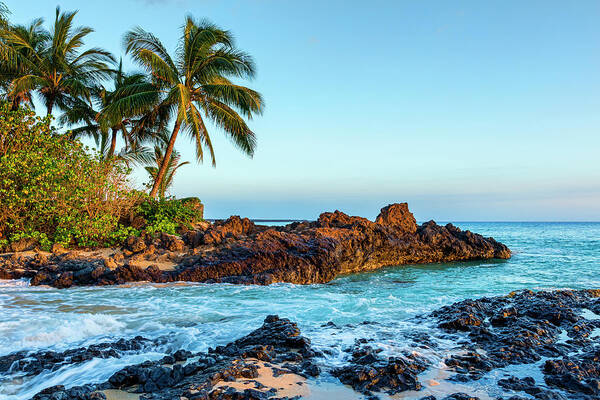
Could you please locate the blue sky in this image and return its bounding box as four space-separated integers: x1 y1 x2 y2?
7 1 600 221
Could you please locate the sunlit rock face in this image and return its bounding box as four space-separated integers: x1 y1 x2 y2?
375 202 418 234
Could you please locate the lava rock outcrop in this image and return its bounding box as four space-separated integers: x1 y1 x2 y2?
0 203 511 288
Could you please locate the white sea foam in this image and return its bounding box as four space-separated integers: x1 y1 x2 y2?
0 279 30 288
2 314 126 354
581 308 600 320
0 352 165 400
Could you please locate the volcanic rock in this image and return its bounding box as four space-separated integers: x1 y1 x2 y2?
331 343 428 395
30 315 318 400
0 203 510 288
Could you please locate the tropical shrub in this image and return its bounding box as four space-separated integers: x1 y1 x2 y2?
0 103 138 249
136 197 204 235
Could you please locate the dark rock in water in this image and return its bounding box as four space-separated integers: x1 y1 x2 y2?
208 386 285 399
331 343 428 395
441 394 480 400
32 384 105 400
434 289 600 399
21 289 600 400
0 336 153 377
543 349 600 396
172 349 192 362
31 315 318 400
416 394 482 400
434 290 600 364
497 376 568 399
498 375 537 391
0 203 510 288
444 351 493 381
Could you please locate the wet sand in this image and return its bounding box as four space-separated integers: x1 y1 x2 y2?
101 389 140 400
212 359 309 397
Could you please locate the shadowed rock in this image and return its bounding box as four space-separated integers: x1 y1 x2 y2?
433 289 600 399
30 315 319 400
0 336 154 377
331 343 428 396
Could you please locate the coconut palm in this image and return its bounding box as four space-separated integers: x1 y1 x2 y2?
60 59 159 158
145 144 189 199
109 17 263 198
0 18 49 109
0 7 113 115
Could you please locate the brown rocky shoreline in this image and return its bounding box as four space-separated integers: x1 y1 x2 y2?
0 203 511 289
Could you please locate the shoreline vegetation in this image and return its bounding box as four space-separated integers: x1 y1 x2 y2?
0 3 261 252
0 2 511 282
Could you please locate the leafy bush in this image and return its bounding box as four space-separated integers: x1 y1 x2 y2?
0 103 139 248
136 197 203 235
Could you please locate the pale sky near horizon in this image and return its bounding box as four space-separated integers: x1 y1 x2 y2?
6 0 600 221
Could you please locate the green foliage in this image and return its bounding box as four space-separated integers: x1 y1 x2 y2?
136 197 203 235
106 224 140 246
0 103 138 248
60 59 160 165
8 231 52 251
0 6 264 203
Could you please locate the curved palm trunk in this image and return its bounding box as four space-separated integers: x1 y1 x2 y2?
149 120 182 198
10 97 21 111
46 98 54 116
108 128 118 158
159 180 168 199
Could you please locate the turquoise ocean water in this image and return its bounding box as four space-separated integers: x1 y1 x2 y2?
1 222 599 399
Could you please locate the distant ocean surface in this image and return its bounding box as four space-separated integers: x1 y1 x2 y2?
1 222 599 399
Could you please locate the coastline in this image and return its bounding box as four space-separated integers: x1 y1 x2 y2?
0 203 510 289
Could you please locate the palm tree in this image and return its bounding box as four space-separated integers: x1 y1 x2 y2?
110 17 263 198
0 19 49 109
145 144 189 198
0 7 113 115
60 59 159 158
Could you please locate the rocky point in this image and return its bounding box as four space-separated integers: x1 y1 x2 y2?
0 203 510 288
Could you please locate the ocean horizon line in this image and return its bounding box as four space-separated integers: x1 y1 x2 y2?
205 218 600 224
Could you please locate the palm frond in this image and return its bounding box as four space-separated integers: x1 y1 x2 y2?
201 79 263 118
204 98 256 156
183 102 215 164
101 88 159 123
124 27 179 84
